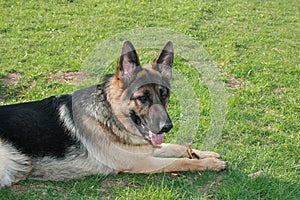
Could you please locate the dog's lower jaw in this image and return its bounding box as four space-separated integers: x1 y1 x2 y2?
130 112 165 145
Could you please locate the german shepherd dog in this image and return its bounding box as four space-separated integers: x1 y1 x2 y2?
0 41 226 187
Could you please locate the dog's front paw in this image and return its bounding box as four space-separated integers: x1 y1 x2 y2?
201 158 226 171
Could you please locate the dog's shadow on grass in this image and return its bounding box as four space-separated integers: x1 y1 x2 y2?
1 167 299 199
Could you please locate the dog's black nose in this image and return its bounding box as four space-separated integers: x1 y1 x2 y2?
161 121 173 133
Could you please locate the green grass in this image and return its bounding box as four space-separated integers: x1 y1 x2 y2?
1 0 299 199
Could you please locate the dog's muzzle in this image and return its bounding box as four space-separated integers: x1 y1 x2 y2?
130 111 172 145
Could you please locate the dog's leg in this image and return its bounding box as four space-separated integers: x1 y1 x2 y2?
0 141 32 187
28 150 117 181
124 156 226 174
153 143 221 159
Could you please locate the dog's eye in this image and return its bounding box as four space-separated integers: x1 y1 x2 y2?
137 96 148 104
160 88 169 99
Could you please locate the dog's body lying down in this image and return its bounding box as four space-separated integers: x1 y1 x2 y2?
0 41 225 187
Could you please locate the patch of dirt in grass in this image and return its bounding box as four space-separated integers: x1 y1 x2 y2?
1 73 21 102
1 73 19 87
226 76 245 89
48 71 91 84
248 170 263 178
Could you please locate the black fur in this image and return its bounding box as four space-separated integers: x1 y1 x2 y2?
0 95 76 158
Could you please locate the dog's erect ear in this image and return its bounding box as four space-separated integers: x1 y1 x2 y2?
116 41 141 84
152 41 174 80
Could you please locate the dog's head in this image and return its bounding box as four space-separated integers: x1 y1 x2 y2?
107 41 174 145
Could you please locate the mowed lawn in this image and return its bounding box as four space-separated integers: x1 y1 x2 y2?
0 0 299 199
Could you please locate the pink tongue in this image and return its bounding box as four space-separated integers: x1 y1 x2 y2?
150 132 164 145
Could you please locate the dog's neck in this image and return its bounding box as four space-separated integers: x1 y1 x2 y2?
89 83 150 146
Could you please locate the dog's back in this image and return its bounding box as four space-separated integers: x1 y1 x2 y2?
0 95 75 158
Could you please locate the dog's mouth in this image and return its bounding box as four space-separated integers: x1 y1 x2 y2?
130 111 164 145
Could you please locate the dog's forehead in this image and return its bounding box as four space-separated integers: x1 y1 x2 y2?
132 84 167 98
138 83 165 90
138 65 160 75
135 67 170 87
133 85 154 95
136 66 165 82
124 66 170 100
